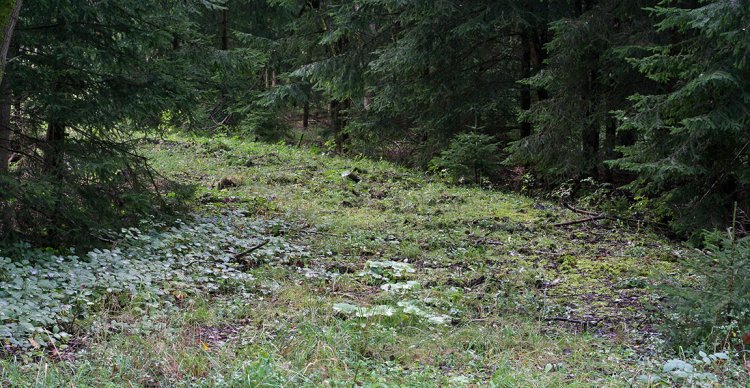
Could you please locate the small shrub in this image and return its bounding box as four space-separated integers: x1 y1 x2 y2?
661 225 750 349
240 109 291 142
430 132 500 184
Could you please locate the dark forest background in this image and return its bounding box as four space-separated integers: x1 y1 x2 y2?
0 0 748 244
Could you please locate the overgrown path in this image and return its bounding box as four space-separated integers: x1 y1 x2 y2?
2 136 682 386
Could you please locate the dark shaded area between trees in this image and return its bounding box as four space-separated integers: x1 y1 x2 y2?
0 0 747 245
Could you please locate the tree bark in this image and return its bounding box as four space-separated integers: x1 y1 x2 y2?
220 9 228 51
0 0 21 239
0 0 21 174
331 99 349 153
0 72 10 175
582 66 600 177
0 0 20 74
603 118 617 160
303 101 309 129
531 28 548 101
44 121 65 178
519 32 532 138
0 73 11 238
602 117 618 180
582 123 600 177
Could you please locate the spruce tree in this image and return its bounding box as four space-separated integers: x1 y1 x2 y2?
1 0 200 244
507 0 658 182
613 0 750 234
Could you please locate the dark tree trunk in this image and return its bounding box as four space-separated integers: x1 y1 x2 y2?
582 123 600 177
582 66 600 177
602 118 618 180
331 99 349 153
0 0 21 239
303 101 309 129
44 121 65 177
220 9 228 51
519 32 532 138
0 76 9 175
0 0 21 174
43 121 66 241
0 75 11 239
331 100 341 151
603 118 618 160
531 28 549 101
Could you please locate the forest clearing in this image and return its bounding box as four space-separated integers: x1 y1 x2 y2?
1 135 744 386
1 0 749 386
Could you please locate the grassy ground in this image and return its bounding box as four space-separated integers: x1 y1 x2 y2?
0 134 715 386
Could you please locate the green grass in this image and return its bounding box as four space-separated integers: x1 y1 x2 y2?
1 134 734 386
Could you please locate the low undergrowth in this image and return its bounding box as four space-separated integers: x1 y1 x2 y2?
0 210 305 353
1 134 748 386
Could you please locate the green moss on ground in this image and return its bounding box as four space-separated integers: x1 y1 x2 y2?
0 135 712 386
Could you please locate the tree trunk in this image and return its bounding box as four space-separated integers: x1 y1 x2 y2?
331 99 341 151
519 32 532 138
0 0 20 174
531 28 548 101
0 75 11 239
331 99 349 153
582 66 600 177
303 101 309 129
601 118 618 180
582 123 600 178
0 74 10 175
43 121 66 241
0 0 21 239
220 9 228 51
603 118 617 160
44 121 65 177
0 0 20 79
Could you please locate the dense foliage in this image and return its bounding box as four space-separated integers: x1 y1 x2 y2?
662 228 750 349
0 0 745 240
614 1 750 234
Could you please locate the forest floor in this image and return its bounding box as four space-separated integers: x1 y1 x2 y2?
0 135 734 386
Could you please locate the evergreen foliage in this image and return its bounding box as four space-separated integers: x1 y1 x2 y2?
1 0 200 244
431 132 500 184
613 0 750 234
662 227 750 349
507 0 657 181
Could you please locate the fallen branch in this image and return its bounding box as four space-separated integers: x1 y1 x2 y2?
553 216 606 227
296 229 344 238
563 202 599 216
546 316 602 327
233 240 269 260
559 202 669 229
472 237 504 246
